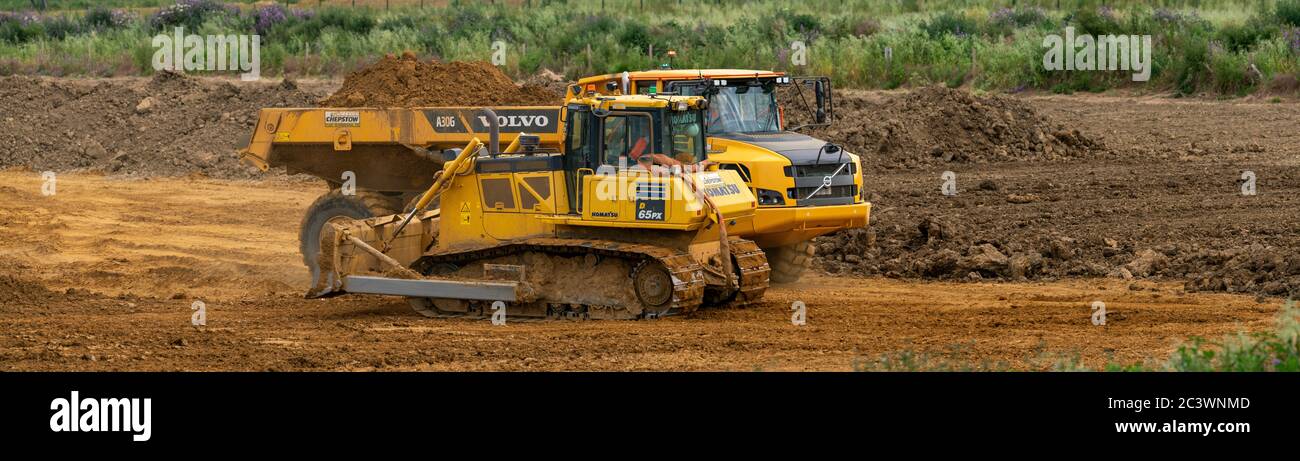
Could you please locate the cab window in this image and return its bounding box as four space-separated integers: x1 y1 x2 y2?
566 108 587 159
635 80 658 95
601 112 653 166
667 109 705 165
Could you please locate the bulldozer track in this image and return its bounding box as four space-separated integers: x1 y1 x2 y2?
728 238 771 305
408 238 708 320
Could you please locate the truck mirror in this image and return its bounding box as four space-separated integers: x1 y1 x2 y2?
814 81 827 124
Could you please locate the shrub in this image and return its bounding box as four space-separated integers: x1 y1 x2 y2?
922 11 977 38
1208 45 1256 94
827 17 881 39
786 11 822 41
618 22 654 54
1277 0 1300 27
989 6 1048 29
1174 39 1210 95
415 23 446 56
1167 301 1300 371
377 14 421 33
40 15 82 40
83 8 115 30
987 7 1049 37
0 12 44 44
149 0 237 32
317 7 375 35
1071 6 1122 36
1217 19 1276 52
80 8 135 31
253 5 288 36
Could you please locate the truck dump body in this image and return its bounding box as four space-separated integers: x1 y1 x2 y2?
242 106 564 193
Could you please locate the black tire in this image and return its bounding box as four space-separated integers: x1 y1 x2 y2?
401 193 440 214
768 241 816 283
357 190 402 217
299 190 399 289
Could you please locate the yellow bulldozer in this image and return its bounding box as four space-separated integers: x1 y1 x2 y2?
243 94 770 319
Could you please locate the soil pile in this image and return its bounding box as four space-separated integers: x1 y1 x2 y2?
0 257 59 306
321 53 561 107
812 155 1300 298
818 222 1300 299
0 273 56 306
786 86 1106 168
0 72 320 178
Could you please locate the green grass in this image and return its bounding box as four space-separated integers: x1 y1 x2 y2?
855 300 1300 372
2 0 1300 96
0 0 254 10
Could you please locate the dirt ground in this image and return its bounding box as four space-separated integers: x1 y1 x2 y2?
0 170 1283 371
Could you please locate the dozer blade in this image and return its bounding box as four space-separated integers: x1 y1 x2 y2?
341 276 521 301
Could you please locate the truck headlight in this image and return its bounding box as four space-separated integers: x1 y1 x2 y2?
756 188 785 206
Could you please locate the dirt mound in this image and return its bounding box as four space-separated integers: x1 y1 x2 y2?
0 72 322 178
813 146 1300 298
0 275 54 305
0 259 57 306
789 86 1105 168
1177 246 1300 296
818 219 1300 298
321 53 561 107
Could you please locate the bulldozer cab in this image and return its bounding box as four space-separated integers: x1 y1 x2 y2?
562 94 709 215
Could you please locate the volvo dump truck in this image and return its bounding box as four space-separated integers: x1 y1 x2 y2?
569 69 868 282
243 95 769 319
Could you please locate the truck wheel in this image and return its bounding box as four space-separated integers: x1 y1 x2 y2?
768 241 816 283
357 190 402 217
299 190 399 289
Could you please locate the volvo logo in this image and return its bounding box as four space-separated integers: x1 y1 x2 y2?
476 114 551 128
822 175 834 187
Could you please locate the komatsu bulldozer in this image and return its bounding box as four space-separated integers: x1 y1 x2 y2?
243 94 769 319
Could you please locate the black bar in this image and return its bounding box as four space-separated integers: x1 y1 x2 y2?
0 372 1293 449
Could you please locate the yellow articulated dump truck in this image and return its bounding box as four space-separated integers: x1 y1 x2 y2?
570 69 871 282
242 95 770 319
